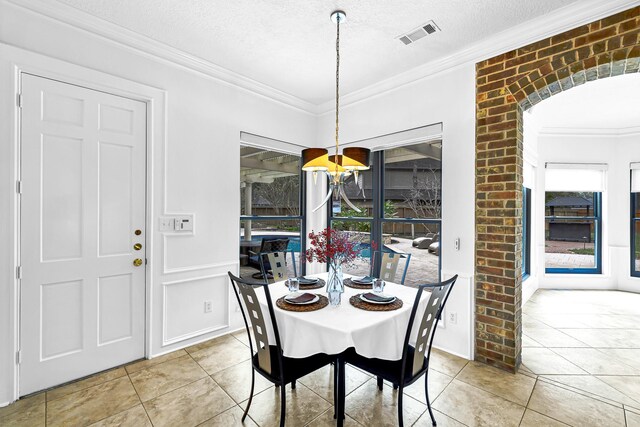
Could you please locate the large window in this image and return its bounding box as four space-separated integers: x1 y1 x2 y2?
544 164 605 274
544 191 602 273
329 140 442 286
632 193 640 277
632 166 640 277
240 145 304 278
523 187 532 278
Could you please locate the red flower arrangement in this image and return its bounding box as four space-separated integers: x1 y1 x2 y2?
305 227 373 266
305 227 358 265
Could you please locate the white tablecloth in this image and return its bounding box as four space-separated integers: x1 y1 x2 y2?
256 274 430 361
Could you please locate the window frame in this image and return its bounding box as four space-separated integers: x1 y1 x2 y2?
240 146 307 275
522 186 532 279
544 192 602 275
632 192 640 278
328 148 442 282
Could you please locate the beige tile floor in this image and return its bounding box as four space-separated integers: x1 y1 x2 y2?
2 289 639 426
522 289 640 426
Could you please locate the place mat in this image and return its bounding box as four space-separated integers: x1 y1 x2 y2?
343 278 373 289
283 278 325 290
276 294 329 312
349 294 403 311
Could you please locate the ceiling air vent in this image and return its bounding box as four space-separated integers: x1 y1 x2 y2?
397 20 440 46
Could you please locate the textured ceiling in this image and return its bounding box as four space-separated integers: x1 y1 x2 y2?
529 73 640 131
56 0 580 105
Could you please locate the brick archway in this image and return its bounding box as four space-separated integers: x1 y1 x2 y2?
475 7 640 373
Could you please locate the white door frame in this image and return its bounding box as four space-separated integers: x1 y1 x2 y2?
0 42 166 404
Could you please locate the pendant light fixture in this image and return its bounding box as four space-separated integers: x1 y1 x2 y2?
301 10 371 213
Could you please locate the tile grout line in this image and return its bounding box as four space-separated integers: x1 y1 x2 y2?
125 369 155 427
204 375 247 425
535 373 628 410
446 363 534 411
539 375 622 405
46 374 141 426
518 377 538 426
529 316 640 408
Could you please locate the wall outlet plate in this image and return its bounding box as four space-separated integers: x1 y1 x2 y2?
204 300 212 313
449 312 457 324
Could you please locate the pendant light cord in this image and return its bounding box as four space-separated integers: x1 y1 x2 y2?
334 13 340 176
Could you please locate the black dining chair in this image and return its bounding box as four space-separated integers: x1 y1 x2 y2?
344 275 458 427
248 238 290 279
259 250 297 282
228 272 335 426
371 250 411 285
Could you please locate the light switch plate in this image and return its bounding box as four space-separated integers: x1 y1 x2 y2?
174 215 194 231
159 217 175 231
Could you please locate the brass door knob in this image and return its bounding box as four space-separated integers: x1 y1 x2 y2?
133 243 142 251
133 258 143 267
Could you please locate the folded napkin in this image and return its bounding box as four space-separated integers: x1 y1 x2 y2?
298 276 319 285
352 276 374 284
286 293 317 304
362 292 395 303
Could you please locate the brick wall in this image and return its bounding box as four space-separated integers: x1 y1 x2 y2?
475 7 640 373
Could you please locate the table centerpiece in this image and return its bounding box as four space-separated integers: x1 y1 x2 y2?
305 227 370 305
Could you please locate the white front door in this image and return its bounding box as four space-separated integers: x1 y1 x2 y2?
19 74 147 395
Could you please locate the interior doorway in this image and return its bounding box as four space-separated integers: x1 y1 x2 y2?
520 73 640 407
19 73 147 395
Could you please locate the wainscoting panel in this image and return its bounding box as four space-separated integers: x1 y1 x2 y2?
162 273 230 345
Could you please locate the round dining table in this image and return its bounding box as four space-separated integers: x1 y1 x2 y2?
255 273 431 426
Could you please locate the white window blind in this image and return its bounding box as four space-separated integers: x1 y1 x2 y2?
632 162 640 193
545 163 607 192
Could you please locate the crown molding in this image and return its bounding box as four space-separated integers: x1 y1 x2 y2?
538 125 640 137
5 0 318 115
317 0 640 115
6 0 639 117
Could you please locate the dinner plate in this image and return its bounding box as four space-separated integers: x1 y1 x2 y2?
360 293 396 305
298 276 320 284
284 293 320 305
352 276 374 285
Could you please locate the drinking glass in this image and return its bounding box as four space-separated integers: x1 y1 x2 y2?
373 279 385 294
287 278 300 293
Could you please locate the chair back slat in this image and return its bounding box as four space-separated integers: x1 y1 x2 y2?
234 280 272 374
379 252 400 282
372 251 411 284
263 251 288 282
411 282 453 376
260 238 289 253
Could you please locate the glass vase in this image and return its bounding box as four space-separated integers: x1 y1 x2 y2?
326 262 344 306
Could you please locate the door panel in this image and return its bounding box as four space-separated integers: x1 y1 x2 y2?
20 74 147 395
99 141 133 256
42 134 84 261
98 274 133 345
41 280 84 360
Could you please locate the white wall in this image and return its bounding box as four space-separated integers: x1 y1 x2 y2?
524 128 640 291
315 64 477 359
0 1 315 405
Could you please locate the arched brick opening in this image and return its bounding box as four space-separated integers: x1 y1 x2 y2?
475 7 640 373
